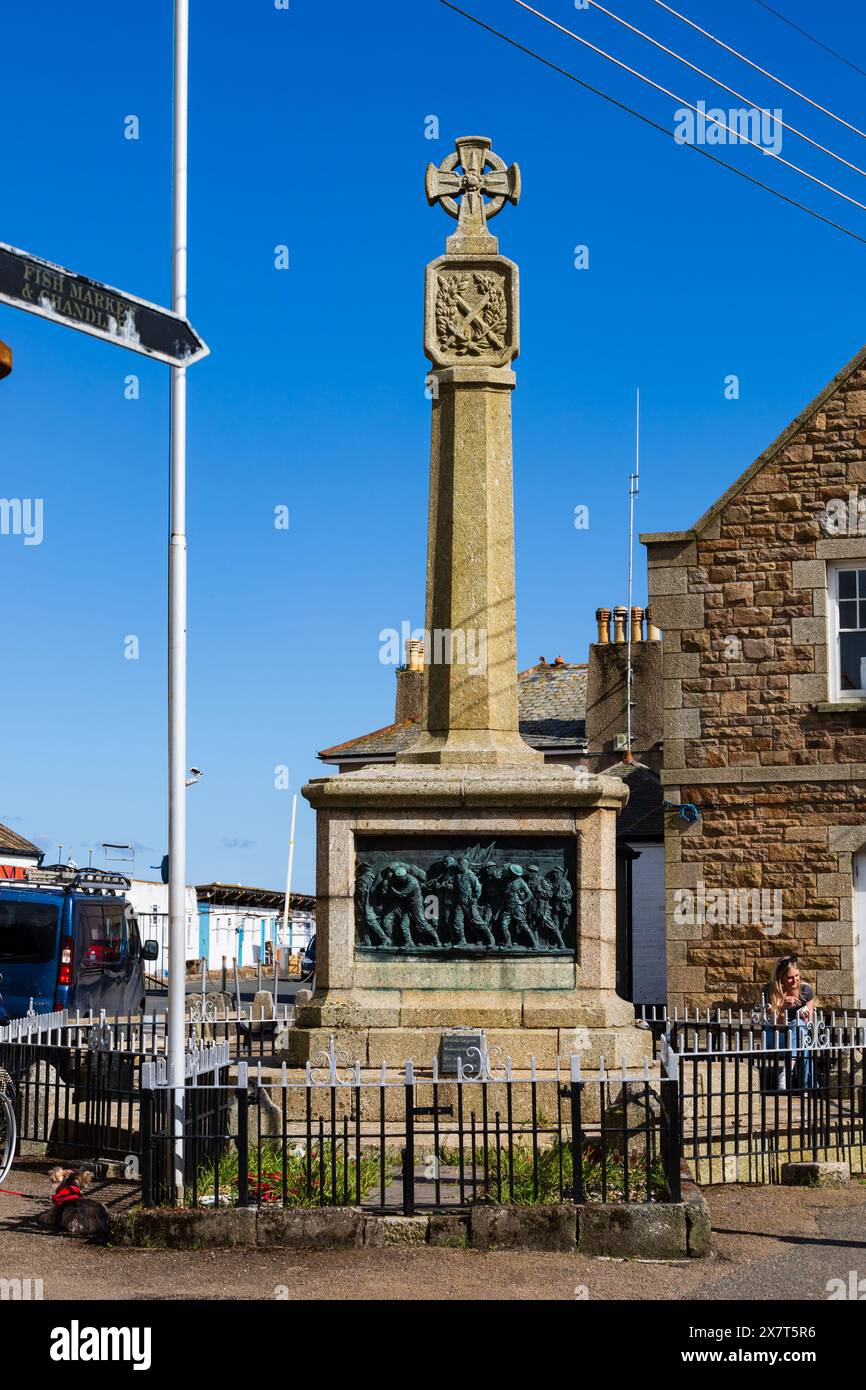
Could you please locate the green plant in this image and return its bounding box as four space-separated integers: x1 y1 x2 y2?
192 1139 389 1208
437 1137 670 1205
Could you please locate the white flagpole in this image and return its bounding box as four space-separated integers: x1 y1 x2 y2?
168 0 190 1200
282 794 298 949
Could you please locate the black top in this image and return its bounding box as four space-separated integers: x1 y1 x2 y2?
763 982 814 1022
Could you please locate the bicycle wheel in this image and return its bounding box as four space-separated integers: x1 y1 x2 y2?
0 1089 17 1186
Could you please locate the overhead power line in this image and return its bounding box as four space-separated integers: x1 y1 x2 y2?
651 0 866 140
511 1 866 215
437 1 866 248
752 1 866 83
584 0 866 181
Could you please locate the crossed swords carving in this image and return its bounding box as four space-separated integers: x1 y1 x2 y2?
442 277 504 353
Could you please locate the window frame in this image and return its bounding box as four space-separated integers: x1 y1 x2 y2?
828 561 866 701
77 900 126 972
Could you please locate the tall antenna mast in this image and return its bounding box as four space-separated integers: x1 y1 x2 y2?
625 387 640 763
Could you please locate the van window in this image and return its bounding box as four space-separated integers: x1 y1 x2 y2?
103 904 125 963
79 902 124 967
0 901 59 962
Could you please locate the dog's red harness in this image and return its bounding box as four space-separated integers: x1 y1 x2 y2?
52 1178 82 1208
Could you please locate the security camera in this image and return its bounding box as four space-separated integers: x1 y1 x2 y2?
185 767 204 787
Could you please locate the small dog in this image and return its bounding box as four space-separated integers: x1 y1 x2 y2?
36 1166 110 1241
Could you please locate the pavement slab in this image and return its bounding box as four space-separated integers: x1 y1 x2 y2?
1 1163 864 1301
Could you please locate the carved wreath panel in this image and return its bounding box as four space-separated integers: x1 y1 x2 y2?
424 256 518 369
434 270 508 358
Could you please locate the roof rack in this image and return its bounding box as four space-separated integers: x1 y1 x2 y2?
15 866 131 894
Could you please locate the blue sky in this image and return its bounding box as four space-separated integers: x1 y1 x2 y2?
2 0 866 892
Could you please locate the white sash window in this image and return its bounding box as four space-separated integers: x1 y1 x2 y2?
829 563 866 698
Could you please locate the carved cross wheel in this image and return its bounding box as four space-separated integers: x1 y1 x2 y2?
426 135 520 241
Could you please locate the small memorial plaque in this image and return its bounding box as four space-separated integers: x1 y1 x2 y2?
439 1028 486 1077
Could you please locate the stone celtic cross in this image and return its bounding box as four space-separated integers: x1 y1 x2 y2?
410 131 534 767
426 135 520 254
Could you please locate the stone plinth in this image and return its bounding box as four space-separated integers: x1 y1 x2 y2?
293 763 642 1066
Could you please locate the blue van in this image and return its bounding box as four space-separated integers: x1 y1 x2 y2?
0 868 159 1021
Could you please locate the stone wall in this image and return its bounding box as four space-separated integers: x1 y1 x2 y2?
645 354 866 1010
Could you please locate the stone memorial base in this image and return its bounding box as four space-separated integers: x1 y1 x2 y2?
291 763 647 1070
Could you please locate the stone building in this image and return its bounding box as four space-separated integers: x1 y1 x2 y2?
643 346 866 1012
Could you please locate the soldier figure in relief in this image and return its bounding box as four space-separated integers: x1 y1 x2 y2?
526 865 564 948
355 861 389 947
382 863 441 948
426 855 458 939
548 867 573 944
497 864 538 949
451 856 496 947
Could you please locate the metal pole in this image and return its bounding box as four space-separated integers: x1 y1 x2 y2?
168 0 190 1200
625 386 640 761
281 793 298 946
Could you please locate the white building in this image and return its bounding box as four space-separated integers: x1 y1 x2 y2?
195 883 315 971
0 822 43 879
127 879 198 979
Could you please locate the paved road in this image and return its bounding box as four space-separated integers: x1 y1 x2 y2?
1 1167 864 1303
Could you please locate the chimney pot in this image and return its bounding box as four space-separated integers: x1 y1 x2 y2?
612 606 628 644
595 608 611 644
405 638 425 671
553 655 565 666
630 606 644 642
645 607 662 642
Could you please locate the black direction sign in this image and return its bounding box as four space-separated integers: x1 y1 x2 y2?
0 242 208 367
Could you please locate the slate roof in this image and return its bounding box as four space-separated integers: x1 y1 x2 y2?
318 662 588 763
0 822 43 858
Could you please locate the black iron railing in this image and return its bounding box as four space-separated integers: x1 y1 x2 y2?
664 1025 866 1183
142 1059 682 1212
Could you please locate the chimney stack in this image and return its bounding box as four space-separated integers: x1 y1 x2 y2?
395 638 425 723
585 600 663 768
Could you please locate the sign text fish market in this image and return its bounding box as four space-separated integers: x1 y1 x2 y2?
0 242 208 367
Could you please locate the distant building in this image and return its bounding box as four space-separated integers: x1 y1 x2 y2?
0 823 43 880
195 883 315 971
127 879 199 977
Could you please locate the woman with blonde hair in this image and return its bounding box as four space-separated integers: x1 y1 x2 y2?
762 954 817 1092
764 954 816 1024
